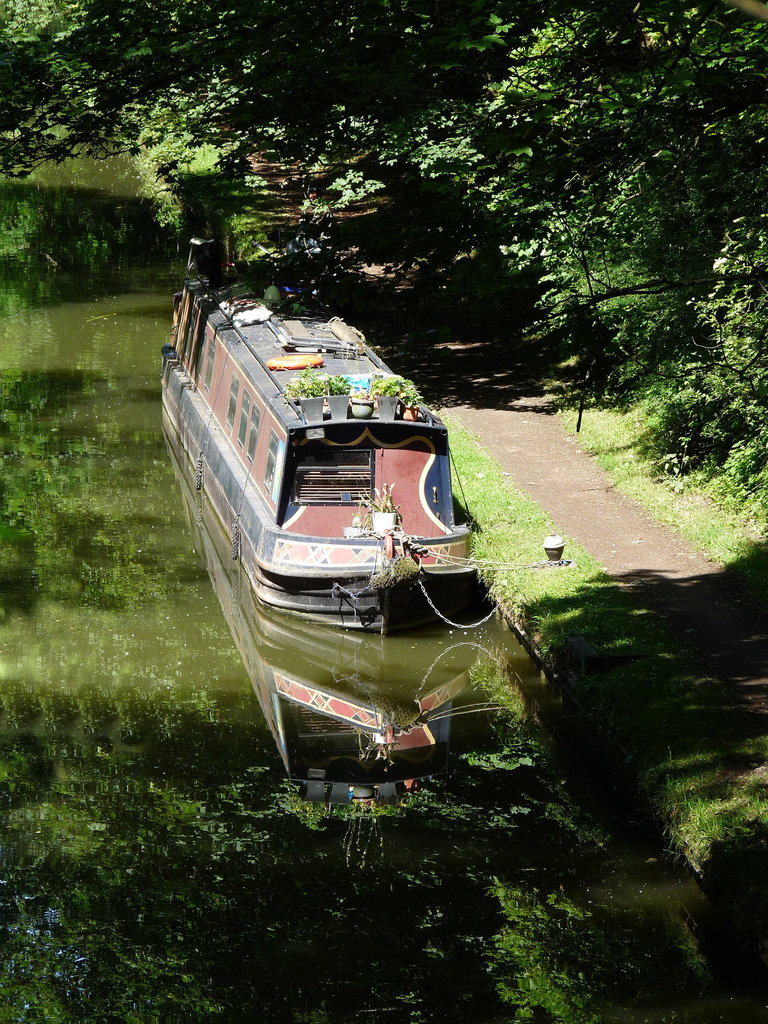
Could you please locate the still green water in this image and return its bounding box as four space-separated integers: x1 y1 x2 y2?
0 160 765 1022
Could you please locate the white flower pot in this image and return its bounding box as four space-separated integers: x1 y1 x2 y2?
372 511 397 532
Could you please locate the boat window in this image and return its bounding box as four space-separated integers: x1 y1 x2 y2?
178 308 191 362
238 391 251 448
247 403 261 461
227 375 240 429
292 450 373 505
203 335 216 390
265 430 281 498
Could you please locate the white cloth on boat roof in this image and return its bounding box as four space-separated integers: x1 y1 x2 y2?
233 305 273 326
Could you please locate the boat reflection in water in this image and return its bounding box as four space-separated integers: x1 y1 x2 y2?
164 415 504 806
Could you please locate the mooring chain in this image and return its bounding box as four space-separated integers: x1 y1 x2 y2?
416 579 497 630
230 555 242 620
194 481 204 529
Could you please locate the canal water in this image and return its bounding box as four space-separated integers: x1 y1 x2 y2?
0 160 766 1022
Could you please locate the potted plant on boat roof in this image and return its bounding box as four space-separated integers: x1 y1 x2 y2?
369 375 402 421
349 382 375 420
359 483 400 533
326 374 351 420
282 367 330 423
370 375 423 420
395 377 423 420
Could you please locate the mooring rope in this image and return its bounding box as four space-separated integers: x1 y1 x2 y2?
332 581 377 620
449 448 474 526
424 550 572 571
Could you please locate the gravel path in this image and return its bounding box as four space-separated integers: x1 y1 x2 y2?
451 396 768 716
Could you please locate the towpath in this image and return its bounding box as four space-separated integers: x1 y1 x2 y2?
448 391 768 717
371 292 768 722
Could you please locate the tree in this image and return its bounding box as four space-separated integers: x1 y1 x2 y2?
4 0 768 506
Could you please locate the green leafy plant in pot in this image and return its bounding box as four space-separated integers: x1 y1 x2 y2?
396 377 422 419
370 375 401 420
283 367 330 422
282 367 330 399
370 375 422 419
326 374 351 420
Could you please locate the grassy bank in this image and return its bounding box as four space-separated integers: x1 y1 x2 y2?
447 415 768 949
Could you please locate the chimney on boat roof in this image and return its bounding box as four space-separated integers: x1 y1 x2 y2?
188 237 223 290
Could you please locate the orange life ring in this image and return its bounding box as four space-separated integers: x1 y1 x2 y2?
266 353 324 371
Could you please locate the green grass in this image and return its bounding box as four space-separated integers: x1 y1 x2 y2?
447 414 768 946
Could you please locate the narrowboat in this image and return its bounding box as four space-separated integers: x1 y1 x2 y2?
162 238 476 633
164 420 482 806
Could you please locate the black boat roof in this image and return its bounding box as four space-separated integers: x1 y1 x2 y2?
187 276 445 432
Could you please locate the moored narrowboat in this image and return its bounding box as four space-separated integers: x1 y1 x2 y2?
162 429 476 805
162 238 476 633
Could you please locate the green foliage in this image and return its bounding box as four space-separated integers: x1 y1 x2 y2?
370 374 422 404
369 554 420 589
489 883 707 1022
0 165 170 315
0 365 183 615
281 367 330 399
0 0 66 39
325 373 350 396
